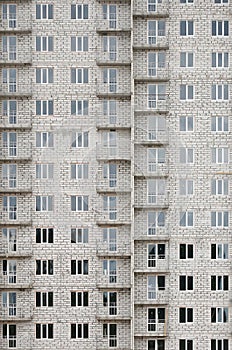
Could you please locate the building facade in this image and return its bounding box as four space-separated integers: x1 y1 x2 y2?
0 0 231 349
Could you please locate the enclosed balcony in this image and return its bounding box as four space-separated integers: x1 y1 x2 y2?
133 0 169 18
96 161 131 193
0 35 32 65
96 100 131 129
0 4 32 34
96 3 131 33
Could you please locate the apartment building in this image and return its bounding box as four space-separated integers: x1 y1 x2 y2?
0 0 231 349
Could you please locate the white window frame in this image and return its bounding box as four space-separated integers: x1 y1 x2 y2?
36 4 53 20
211 243 228 259
2 324 17 348
212 20 229 36
212 52 229 68
71 36 88 52
2 68 17 92
211 147 229 163
179 307 193 323
36 100 53 116
103 100 117 124
148 0 162 12
103 196 117 220
2 132 17 157
36 36 53 52
211 307 228 323
147 211 165 235
147 116 166 140
35 196 53 212
2 291 17 316
3 196 17 220
179 211 194 227
35 291 53 307
71 100 88 115
71 163 89 180
102 36 117 61
2 36 17 60
179 275 194 291
2 228 17 252
179 148 194 164
180 20 194 36
211 339 229 350
180 52 194 67
36 68 53 84
211 84 229 100
2 164 17 188
147 179 166 204
180 84 194 100
102 4 117 29
211 178 228 195
71 196 89 212
2 100 17 124
35 228 54 244
3 259 17 283
103 163 117 187
147 20 166 45
148 52 166 77
102 228 117 252
36 164 53 179
211 275 229 291
179 179 194 195
36 132 54 148
147 275 165 299
211 211 229 227
71 132 89 148
147 148 165 172
103 291 117 315
71 4 89 20
2 4 17 28
103 68 117 93
35 323 53 339
179 116 194 131
71 228 89 243
71 68 89 83
148 84 166 109
103 260 117 283
179 244 194 259
102 323 117 347
179 339 194 350
211 116 229 132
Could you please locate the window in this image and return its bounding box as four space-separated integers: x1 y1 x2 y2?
2 132 17 156
180 52 194 67
148 84 166 108
36 164 53 179
103 324 117 347
148 308 165 331
36 260 53 275
36 4 53 19
180 21 194 35
71 228 88 243
148 340 165 350
103 291 117 315
211 84 229 100
2 100 17 124
147 179 166 204
179 179 194 195
180 85 194 100
103 68 117 93
71 4 88 19
148 20 166 45
148 148 165 172
3 260 17 283
71 292 89 307
102 131 117 155
102 228 117 251
71 196 88 211
179 244 194 259
211 116 229 132
179 276 193 291
2 228 17 252
35 196 53 211
179 340 193 350
71 68 88 83
214 0 228 2
71 260 88 275
211 307 228 323
179 116 193 131
36 68 53 83
148 244 165 267
2 4 17 28
36 36 53 51
36 292 53 307
211 148 229 163
147 211 165 235
36 324 53 339
36 132 54 148
212 52 229 67
3 196 17 220
103 100 117 124
211 340 229 350
103 164 117 187
71 36 88 51
2 292 16 316
102 4 117 29
2 36 17 60
211 211 229 227
179 308 193 323
71 131 89 148
36 100 53 115
148 275 165 299
148 116 166 140
211 276 228 291
103 260 117 283
211 178 228 195
103 196 117 220
212 21 229 36
179 148 194 163
180 211 194 226
2 68 17 92
36 228 54 243
2 164 17 188
211 243 228 259
71 100 88 115
148 52 166 77
71 164 88 179
180 0 194 3
102 36 117 61
2 324 16 348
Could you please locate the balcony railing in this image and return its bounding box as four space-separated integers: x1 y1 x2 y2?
0 52 32 65
96 83 131 98
0 241 33 257
134 68 169 82
0 84 32 97
133 35 169 49
97 272 131 289
0 306 32 320
134 290 169 305
134 95 169 113
97 303 132 319
96 241 131 257
0 273 33 288
134 162 169 178
133 0 169 17
134 321 167 337
134 194 169 209
134 255 169 272
96 19 131 33
1 337 32 350
96 144 131 161
96 51 131 66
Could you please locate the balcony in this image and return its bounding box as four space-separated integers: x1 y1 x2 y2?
134 322 167 337
0 53 32 66
134 195 169 209
96 167 131 193
0 306 32 321
96 144 131 161
95 195 131 225
96 83 131 98
0 84 32 98
96 17 131 33
134 290 169 305
134 69 169 83
134 162 169 178
134 128 169 145
134 222 169 241
133 0 169 18
1 337 32 350
96 241 131 257
0 143 32 161
0 240 33 258
96 52 131 67
133 32 169 50
96 303 132 320
134 95 169 114
96 102 131 129
134 255 169 273
0 273 33 289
